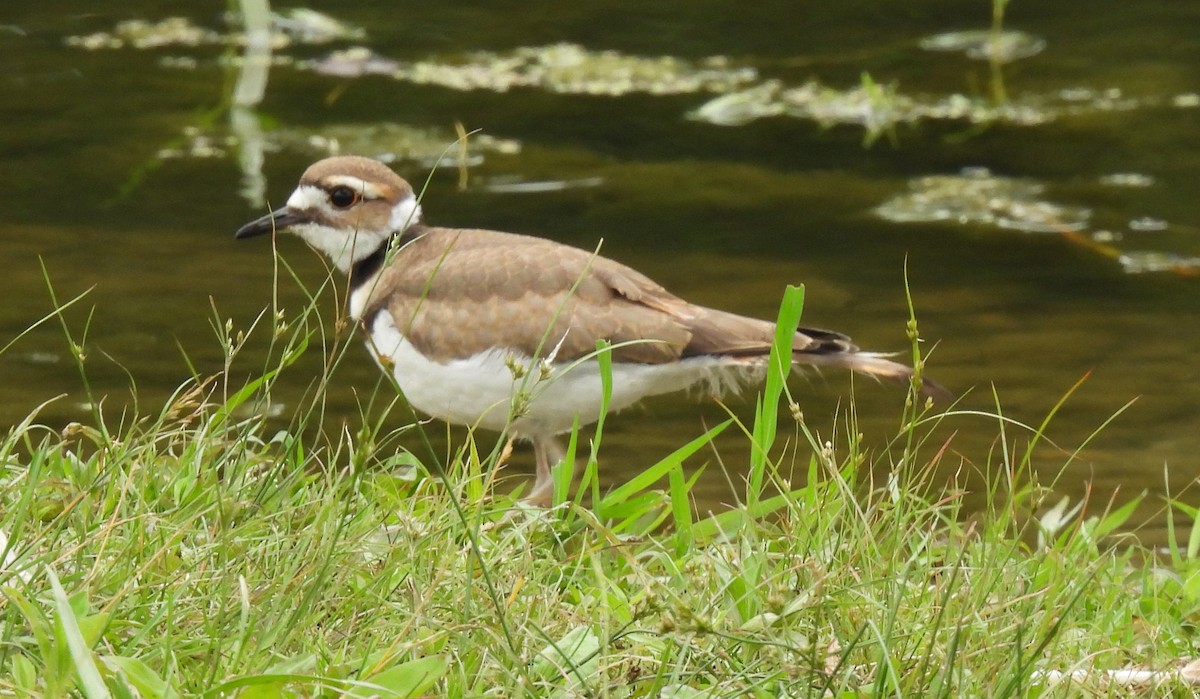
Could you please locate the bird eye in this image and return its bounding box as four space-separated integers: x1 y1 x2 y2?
329 186 360 209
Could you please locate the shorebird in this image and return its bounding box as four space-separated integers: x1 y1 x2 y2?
236 156 946 505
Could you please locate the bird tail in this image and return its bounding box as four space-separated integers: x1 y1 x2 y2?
797 347 953 402
680 309 951 401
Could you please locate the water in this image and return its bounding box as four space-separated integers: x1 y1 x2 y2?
2 2 1199 541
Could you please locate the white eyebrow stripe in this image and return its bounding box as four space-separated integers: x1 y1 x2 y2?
323 175 388 199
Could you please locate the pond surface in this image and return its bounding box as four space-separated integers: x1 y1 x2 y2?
3 1 1199 541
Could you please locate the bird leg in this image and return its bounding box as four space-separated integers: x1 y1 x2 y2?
526 435 568 507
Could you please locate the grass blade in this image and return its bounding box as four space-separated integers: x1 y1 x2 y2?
48 568 111 699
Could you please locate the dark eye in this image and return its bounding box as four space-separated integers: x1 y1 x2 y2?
329 186 360 209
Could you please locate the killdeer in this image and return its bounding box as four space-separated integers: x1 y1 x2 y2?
236 156 947 505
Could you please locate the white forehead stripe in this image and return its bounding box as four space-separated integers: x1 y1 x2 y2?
286 184 326 210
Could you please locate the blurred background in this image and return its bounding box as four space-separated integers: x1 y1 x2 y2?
2 1 1198 539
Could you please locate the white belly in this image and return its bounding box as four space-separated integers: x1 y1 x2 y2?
364 311 752 437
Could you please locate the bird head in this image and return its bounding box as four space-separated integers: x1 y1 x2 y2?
235 156 422 273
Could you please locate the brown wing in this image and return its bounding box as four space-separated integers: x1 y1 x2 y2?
358 227 693 363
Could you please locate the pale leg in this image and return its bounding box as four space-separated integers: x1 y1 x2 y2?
525 435 568 507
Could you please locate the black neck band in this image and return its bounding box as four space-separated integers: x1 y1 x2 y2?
348 224 427 291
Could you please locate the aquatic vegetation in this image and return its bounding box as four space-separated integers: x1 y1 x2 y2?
1127 216 1169 232
877 168 1200 275
919 29 1047 63
876 168 1091 234
67 16 755 97
691 78 927 134
688 79 1159 130
306 42 759 96
686 80 786 126
65 17 221 50
1099 173 1156 188
269 8 365 44
65 11 1197 144
305 46 399 78
1118 251 1200 274
64 9 362 51
157 122 521 168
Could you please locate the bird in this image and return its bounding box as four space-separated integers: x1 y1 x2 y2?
235 155 948 506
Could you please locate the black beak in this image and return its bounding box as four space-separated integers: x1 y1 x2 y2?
234 206 307 239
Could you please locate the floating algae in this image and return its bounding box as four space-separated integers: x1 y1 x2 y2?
918 30 1046 63
65 9 362 51
157 123 520 168
875 168 1091 234
304 42 758 96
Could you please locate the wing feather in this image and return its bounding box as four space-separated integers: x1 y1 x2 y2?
360 228 691 363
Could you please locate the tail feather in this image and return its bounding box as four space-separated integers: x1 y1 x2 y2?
679 308 951 402
797 348 953 402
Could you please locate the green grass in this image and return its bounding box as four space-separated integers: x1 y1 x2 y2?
3 282 1200 698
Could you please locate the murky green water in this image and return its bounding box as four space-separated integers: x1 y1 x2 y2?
3 2 1199 541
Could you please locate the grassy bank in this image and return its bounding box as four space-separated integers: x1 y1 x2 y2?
2 286 1200 697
